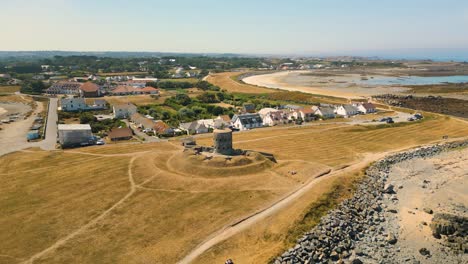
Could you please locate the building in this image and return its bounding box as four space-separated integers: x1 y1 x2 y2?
179 121 209 135
130 113 155 131
197 116 230 129
231 113 263 131
258 108 287 126
335 105 360 117
213 129 233 155
290 108 316 122
60 97 87 112
140 86 159 95
354 102 377 114
312 105 336 119
111 85 140 95
113 103 137 119
92 99 107 109
131 77 158 82
80 82 100 97
153 120 174 136
242 103 256 113
60 97 107 112
46 81 82 95
108 127 133 141
58 124 93 147
283 104 302 111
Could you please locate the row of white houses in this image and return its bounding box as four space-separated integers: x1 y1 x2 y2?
177 102 378 133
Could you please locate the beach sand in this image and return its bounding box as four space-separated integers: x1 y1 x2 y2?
242 71 409 99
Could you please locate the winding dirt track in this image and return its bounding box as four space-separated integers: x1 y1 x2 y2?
177 153 385 264
20 153 144 264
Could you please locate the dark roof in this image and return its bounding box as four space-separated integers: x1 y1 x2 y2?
243 103 255 110
232 113 263 125
108 127 133 139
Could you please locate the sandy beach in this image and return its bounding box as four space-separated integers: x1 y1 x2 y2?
243 71 410 99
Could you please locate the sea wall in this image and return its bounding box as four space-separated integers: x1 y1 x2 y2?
275 140 468 264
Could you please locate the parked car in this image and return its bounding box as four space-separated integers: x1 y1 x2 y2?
407 117 415 122
386 119 394 124
96 140 105 145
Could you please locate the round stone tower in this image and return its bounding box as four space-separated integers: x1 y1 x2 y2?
213 129 233 155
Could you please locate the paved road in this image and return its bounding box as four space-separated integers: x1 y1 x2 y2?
124 120 160 143
39 98 58 150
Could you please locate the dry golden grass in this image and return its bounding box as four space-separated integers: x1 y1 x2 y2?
0 94 32 104
1 115 467 264
193 169 365 264
206 72 274 94
0 151 130 263
98 72 149 76
0 86 20 93
100 95 159 106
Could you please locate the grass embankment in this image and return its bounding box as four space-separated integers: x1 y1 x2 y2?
405 83 468 94
282 169 365 249
206 72 274 94
0 86 20 93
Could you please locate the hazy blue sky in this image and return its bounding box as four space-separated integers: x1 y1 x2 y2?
1 0 468 56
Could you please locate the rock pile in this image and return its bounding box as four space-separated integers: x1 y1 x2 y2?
274 141 468 264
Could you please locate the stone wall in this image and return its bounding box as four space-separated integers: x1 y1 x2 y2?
275 140 468 264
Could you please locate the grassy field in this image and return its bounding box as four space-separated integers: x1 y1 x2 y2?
98 72 149 76
0 94 32 104
1 113 467 264
405 83 468 94
206 72 274 94
160 78 199 83
0 86 20 93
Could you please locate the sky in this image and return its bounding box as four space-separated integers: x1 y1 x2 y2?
1 0 468 58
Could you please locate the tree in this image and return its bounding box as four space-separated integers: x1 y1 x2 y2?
20 81 46 95
174 94 192 106
79 112 96 124
196 93 218 103
178 107 195 120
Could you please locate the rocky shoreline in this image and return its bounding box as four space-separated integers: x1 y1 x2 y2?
275 140 468 264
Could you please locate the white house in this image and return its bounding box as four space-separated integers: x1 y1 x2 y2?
197 116 229 129
61 97 107 112
231 113 263 131
289 108 316 122
258 108 288 126
60 97 88 112
92 99 107 109
113 103 138 119
58 124 93 147
335 105 360 117
353 102 377 114
179 121 209 135
312 105 336 119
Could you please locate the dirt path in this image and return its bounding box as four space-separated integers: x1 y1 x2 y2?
21 154 142 264
177 153 385 264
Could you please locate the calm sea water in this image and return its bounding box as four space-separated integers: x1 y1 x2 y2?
360 75 468 86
